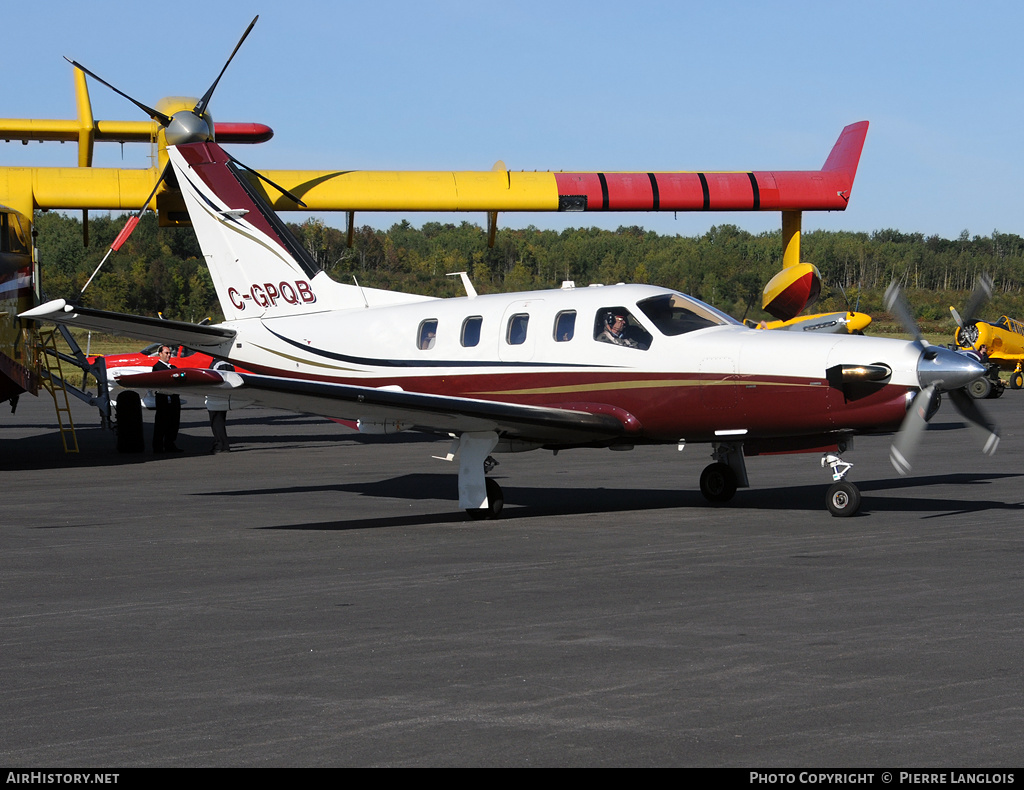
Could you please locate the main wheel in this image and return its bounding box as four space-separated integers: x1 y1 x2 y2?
826 481 861 517
466 478 504 520
700 463 737 504
968 377 991 399
115 390 145 453
1010 371 1023 389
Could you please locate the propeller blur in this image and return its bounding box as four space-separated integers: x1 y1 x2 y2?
884 279 999 476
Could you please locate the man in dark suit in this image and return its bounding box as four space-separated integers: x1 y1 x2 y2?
152 345 182 453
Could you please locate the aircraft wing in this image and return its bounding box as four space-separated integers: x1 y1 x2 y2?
117 368 632 445
20 299 235 350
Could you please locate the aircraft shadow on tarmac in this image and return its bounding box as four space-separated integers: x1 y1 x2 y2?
0 418 443 471
195 471 1024 530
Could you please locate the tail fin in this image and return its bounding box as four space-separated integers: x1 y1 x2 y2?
821 121 869 193
168 142 428 321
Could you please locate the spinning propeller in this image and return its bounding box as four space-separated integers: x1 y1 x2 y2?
884 278 999 475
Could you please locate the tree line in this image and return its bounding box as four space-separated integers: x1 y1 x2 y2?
33 211 1024 329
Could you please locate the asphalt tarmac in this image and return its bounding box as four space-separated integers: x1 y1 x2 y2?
2 390 1023 767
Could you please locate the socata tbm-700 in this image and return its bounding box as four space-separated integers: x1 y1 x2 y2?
24 139 998 518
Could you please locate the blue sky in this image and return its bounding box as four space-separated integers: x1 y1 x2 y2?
4 1 1022 240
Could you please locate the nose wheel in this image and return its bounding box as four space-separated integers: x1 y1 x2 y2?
825 481 861 517
821 452 860 517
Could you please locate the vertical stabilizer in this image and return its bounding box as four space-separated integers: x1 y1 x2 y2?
169 143 325 321
169 142 429 321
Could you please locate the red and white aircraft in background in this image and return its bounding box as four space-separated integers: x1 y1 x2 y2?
90 344 253 408
23 141 998 518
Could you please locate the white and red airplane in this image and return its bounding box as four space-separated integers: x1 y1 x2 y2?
22 141 998 518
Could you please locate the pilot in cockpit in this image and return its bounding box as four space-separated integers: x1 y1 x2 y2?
596 311 641 348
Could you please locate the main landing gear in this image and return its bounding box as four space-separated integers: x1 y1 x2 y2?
699 463 737 503
698 442 748 505
694 441 862 517
457 431 504 520
821 453 860 517
466 477 503 520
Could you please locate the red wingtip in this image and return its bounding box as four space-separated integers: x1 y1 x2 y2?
212 122 275 144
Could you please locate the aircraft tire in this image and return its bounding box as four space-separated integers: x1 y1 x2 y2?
1011 372 1023 390
968 377 991 399
115 390 145 453
826 481 860 517
700 463 737 504
466 478 504 520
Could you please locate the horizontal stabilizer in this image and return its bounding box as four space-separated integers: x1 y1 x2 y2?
20 299 235 350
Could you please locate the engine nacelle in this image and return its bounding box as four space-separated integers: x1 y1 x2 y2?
762 262 821 321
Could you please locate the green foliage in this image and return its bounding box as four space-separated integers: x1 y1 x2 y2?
35 212 218 323
34 211 1024 329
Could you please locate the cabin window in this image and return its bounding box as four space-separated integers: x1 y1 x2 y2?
593 307 652 350
506 314 529 345
418 319 438 350
554 311 576 342
636 293 738 336
461 316 483 347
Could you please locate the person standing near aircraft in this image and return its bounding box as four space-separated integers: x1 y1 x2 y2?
206 359 235 453
152 345 182 453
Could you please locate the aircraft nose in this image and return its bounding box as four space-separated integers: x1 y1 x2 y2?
917 345 985 391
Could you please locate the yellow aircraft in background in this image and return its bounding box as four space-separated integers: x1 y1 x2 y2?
952 309 1024 389
747 310 872 335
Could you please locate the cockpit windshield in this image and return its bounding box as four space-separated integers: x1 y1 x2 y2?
636 292 740 336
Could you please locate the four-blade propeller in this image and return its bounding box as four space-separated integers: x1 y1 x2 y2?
68 15 305 290
67 15 305 209
884 278 999 475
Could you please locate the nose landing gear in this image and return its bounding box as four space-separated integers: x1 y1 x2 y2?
821 453 860 517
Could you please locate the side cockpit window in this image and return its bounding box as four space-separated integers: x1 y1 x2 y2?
594 307 652 349
636 293 736 336
418 319 438 350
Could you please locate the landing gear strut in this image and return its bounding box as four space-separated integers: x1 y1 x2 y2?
457 431 503 520
821 452 860 517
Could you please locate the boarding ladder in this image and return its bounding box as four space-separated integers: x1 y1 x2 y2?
32 327 80 453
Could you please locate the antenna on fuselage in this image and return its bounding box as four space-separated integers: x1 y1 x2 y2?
352 276 369 308
447 271 477 299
